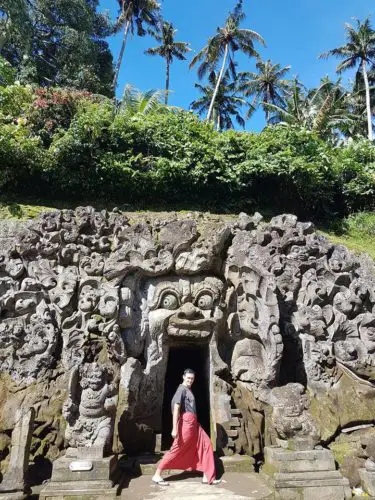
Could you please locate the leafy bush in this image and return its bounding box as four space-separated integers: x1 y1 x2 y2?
0 122 45 191
0 85 374 221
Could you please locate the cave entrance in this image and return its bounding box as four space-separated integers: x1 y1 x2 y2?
161 343 210 450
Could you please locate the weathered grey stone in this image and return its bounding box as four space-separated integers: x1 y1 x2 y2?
39 479 117 499
63 363 118 453
1 208 375 489
50 455 116 482
270 384 320 450
264 446 351 500
264 446 335 472
39 455 117 499
0 407 34 493
359 468 375 495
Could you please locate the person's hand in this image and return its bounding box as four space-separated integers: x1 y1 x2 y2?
171 428 177 439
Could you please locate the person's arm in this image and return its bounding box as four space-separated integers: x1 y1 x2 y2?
171 403 180 438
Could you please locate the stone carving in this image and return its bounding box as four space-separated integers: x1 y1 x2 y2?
0 407 35 494
1 207 375 469
63 363 118 453
270 383 320 450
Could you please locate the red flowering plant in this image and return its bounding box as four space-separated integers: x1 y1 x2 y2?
29 87 96 145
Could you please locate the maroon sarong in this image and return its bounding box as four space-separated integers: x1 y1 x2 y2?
159 412 216 484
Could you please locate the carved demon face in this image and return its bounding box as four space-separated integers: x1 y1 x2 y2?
81 363 106 391
143 276 224 341
78 283 99 313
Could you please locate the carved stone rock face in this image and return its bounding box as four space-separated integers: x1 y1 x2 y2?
270 383 320 449
144 276 224 341
1 207 375 462
231 338 267 383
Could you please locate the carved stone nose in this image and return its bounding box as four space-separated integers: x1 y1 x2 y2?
177 303 202 320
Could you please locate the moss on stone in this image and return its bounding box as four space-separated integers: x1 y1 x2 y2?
329 442 355 466
261 461 278 477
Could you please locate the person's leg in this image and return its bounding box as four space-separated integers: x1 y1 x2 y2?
152 467 167 484
196 425 220 484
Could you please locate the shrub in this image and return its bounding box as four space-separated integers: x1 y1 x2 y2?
0 85 374 220
0 122 45 192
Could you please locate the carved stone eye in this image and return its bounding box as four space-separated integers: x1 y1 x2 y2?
160 293 179 310
196 293 213 310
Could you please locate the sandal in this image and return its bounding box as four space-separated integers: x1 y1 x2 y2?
152 478 170 486
202 479 222 485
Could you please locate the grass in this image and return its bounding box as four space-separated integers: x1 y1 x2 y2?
0 201 374 260
318 230 375 260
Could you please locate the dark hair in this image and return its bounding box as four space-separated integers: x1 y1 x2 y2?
183 368 195 376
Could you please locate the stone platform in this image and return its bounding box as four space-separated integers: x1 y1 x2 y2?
263 446 351 500
0 494 26 500
39 455 117 500
120 471 273 500
124 453 254 476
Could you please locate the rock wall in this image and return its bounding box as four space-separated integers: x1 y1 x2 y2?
0 208 375 476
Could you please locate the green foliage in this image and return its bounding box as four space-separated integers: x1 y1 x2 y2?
0 83 33 117
334 139 375 211
0 85 374 221
1 0 114 96
0 122 44 191
0 56 15 85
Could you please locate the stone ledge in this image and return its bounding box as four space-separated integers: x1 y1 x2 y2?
51 456 117 483
264 446 336 473
0 494 26 500
39 479 117 500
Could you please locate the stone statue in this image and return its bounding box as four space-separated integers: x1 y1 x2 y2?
63 363 118 454
270 383 320 450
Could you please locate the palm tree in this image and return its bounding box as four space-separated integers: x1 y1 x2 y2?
320 17 375 140
265 77 360 143
348 65 375 137
238 59 291 124
113 0 161 90
117 84 167 116
190 69 248 130
145 21 190 105
189 0 264 122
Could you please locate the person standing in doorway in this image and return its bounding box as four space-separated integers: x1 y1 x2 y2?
152 368 220 485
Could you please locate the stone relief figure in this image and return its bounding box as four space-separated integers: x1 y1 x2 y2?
0 300 57 381
2 206 375 469
63 363 118 453
119 275 226 438
228 267 283 395
225 228 283 397
270 383 320 450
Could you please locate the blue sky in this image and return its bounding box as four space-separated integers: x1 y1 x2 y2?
100 0 374 131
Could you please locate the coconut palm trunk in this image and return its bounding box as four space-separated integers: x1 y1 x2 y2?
265 105 270 125
165 57 170 105
207 43 229 122
113 20 131 90
362 60 374 141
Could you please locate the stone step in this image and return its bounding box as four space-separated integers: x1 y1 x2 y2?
276 470 344 480
39 479 116 499
230 418 241 427
220 455 255 473
274 470 350 489
230 409 242 416
227 429 239 438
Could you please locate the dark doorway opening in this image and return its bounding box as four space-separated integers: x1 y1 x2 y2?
161 343 210 450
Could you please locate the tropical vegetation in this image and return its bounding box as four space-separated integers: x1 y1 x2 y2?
0 0 374 231
145 21 190 104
